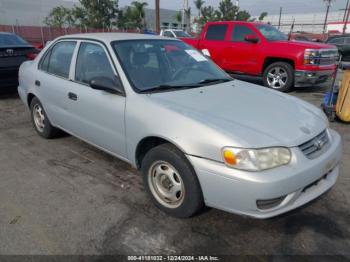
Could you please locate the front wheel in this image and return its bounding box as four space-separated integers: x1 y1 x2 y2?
141 144 204 218
263 62 294 92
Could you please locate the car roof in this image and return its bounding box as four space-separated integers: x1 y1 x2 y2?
58 32 170 43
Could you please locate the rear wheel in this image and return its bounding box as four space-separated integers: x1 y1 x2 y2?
30 97 59 138
263 62 294 92
141 143 204 218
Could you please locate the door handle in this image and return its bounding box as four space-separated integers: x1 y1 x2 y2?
35 80 40 87
68 92 78 101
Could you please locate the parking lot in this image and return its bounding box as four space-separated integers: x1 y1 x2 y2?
0 81 349 257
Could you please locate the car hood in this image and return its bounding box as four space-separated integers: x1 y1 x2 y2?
146 80 328 148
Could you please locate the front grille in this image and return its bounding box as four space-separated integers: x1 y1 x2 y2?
299 130 330 159
320 49 338 65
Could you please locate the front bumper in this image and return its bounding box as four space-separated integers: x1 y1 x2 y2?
294 69 335 87
187 129 342 219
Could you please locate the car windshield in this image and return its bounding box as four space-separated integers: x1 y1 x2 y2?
255 24 288 41
112 40 231 92
174 31 191 38
0 34 30 47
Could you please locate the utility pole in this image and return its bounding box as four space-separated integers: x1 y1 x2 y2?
155 0 160 33
343 3 350 34
278 7 282 29
182 0 188 31
343 0 350 21
323 0 333 35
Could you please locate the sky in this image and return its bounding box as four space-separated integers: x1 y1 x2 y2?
116 0 349 16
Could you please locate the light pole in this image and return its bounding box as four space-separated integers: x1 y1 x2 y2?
155 0 160 33
323 0 334 35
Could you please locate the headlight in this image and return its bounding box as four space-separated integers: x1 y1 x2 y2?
304 49 321 65
222 147 291 171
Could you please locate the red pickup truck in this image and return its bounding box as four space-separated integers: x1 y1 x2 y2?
181 21 338 92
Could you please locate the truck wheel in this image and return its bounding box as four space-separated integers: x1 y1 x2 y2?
30 97 60 139
141 143 204 218
263 62 294 92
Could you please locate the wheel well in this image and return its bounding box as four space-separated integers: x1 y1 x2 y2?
263 57 295 72
135 137 178 169
27 93 35 107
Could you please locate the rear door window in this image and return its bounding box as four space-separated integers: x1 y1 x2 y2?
40 41 76 78
205 24 228 41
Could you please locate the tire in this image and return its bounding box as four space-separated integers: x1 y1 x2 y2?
263 62 294 92
30 97 60 139
141 143 204 218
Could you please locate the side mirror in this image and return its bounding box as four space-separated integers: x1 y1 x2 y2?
90 76 124 95
244 34 259 43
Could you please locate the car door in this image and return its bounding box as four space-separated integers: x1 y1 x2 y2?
224 24 261 74
198 23 230 68
64 40 127 158
36 40 77 128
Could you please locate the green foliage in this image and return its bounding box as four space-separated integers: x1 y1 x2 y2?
193 0 205 16
73 0 119 29
217 0 238 20
118 1 148 30
44 0 119 29
196 0 267 29
44 6 74 28
175 11 182 24
258 12 268 21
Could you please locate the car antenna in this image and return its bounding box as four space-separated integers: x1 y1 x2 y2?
288 18 295 41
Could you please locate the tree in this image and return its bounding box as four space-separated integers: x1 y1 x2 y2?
72 0 119 29
44 6 74 28
184 8 191 31
236 10 251 21
258 11 268 21
175 10 182 24
131 1 148 29
217 0 238 20
194 0 205 17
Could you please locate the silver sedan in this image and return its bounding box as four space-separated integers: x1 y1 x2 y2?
18 33 342 218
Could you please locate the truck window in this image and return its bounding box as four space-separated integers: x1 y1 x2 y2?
329 38 345 44
231 25 255 42
164 31 174 38
205 24 228 41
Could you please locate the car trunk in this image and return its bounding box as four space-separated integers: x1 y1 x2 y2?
0 46 36 88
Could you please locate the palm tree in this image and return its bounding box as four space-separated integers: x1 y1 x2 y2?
131 1 148 29
184 7 191 32
194 0 205 17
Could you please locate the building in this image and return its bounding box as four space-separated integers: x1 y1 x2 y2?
262 11 348 33
0 0 186 31
0 0 76 27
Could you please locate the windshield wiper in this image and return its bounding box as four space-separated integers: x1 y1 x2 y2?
197 78 232 85
139 84 202 93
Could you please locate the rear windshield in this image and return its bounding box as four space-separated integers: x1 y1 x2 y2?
0 34 30 47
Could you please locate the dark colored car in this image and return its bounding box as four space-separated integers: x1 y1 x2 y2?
0 32 38 93
326 34 350 62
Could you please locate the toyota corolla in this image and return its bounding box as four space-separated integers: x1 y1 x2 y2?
18 33 342 218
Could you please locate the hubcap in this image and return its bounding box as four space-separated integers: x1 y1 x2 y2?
148 161 185 209
267 67 288 89
33 104 45 132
